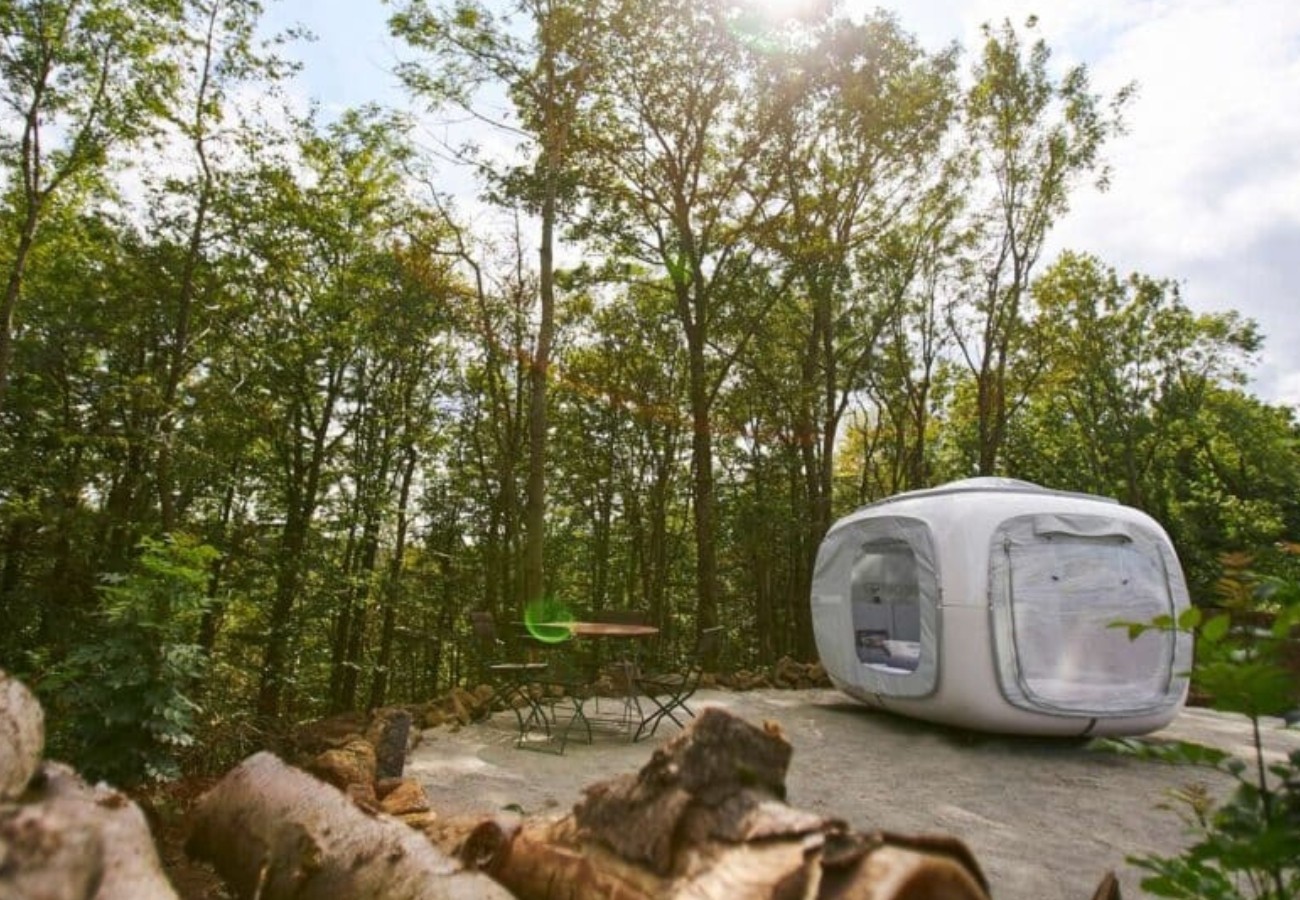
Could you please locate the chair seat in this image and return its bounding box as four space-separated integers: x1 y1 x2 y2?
638 672 687 691
470 610 559 750
489 662 548 674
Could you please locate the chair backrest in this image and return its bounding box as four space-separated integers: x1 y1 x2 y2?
682 626 724 680
591 609 650 626
469 610 502 653
695 625 724 661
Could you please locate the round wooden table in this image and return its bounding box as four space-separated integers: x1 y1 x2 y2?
550 621 659 639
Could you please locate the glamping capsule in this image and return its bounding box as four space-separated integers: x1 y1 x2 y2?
811 478 1192 736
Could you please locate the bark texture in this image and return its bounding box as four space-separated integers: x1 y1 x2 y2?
0 669 43 800
185 750 510 900
0 762 177 900
431 707 1000 900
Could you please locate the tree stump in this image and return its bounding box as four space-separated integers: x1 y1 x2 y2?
368 708 413 779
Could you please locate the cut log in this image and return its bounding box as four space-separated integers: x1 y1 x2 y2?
0 797 103 900
0 668 44 800
0 762 177 900
185 750 511 900
308 737 376 792
457 816 662 900
433 707 992 900
366 708 413 779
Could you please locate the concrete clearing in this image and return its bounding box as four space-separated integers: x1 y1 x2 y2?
407 688 1300 900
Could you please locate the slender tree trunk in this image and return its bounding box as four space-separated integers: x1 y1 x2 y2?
158 0 221 532
258 505 308 718
796 283 840 659
523 179 556 608
337 519 380 712
648 443 673 633
327 517 361 712
0 207 40 419
751 454 774 664
157 187 209 533
197 476 238 657
258 388 337 718
685 325 718 640
0 518 30 640
368 444 418 709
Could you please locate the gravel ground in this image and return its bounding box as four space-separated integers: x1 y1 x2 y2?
406 688 1300 900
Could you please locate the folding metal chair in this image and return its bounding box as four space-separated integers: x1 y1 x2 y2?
468 610 551 747
632 625 723 742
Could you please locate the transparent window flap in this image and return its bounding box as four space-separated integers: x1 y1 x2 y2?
992 514 1186 715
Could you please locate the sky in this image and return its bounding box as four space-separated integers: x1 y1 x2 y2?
264 0 1300 409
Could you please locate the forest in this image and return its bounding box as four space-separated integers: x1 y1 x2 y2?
1 0 1297 785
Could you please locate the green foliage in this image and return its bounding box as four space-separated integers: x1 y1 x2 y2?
3 0 1300 773
1007 252 1296 597
44 535 219 785
1096 553 1300 898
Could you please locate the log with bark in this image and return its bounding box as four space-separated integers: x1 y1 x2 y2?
0 669 43 801
185 750 512 899
0 762 181 900
430 708 1000 900
1 669 177 900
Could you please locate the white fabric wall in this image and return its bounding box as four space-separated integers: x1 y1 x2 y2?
812 479 1192 733
812 515 939 698
988 513 1192 716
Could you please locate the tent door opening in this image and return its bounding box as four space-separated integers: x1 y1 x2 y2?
852 539 922 674
992 514 1180 716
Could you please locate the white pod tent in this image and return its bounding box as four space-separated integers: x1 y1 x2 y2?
811 478 1193 736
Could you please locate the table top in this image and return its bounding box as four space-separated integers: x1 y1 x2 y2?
535 621 659 638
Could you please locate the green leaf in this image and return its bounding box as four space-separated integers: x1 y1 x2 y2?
1199 613 1231 645
1109 620 1150 641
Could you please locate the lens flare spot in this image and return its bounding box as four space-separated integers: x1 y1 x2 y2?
524 598 574 644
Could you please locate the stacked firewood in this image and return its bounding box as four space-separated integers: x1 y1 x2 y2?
3 668 1121 899
0 670 179 899
711 656 834 691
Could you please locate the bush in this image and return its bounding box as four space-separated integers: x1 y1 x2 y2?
44 534 219 785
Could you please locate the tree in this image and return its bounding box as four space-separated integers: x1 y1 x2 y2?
550 282 688 629
745 15 960 653
761 11 957 538
229 108 424 718
392 0 597 612
1007 251 1293 593
951 16 1131 475
576 0 781 639
0 0 183 416
148 0 296 533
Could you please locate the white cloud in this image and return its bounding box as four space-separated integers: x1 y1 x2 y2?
876 0 1300 407
1270 369 1300 409
1066 0 1300 255
1041 0 1300 406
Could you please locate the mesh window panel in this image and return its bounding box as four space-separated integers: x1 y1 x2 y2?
1007 534 1173 711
